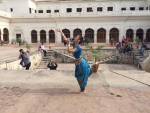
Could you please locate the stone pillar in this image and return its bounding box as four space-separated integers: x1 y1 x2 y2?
70 29 73 38
143 29 147 41
82 29 85 37
37 31 40 43
46 31 49 44
1 30 3 41
94 29 97 44
133 30 136 42
55 31 62 44
119 28 125 42
106 29 109 44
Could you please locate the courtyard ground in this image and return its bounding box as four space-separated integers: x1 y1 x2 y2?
0 64 150 113
0 46 150 113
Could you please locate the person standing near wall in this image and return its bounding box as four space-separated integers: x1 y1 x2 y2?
38 43 47 57
19 49 31 70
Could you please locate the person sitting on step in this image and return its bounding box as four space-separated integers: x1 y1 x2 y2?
47 59 58 70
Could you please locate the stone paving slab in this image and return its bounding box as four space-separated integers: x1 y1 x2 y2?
112 70 150 86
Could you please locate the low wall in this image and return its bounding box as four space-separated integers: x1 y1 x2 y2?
142 55 150 73
0 53 42 70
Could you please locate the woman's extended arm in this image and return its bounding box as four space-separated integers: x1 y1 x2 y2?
57 30 68 42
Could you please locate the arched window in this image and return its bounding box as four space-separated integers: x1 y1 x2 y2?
126 29 134 42
40 30 46 43
146 29 150 42
109 28 119 43
97 28 106 43
49 30 55 43
85 28 94 43
62 29 70 42
3 28 9 43
73 28 82 38
31 30 37 43
136 29 144 42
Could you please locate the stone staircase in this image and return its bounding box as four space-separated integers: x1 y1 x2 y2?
37 50 75 69
37 49 118 69
133 50 150 69
116 49 150 69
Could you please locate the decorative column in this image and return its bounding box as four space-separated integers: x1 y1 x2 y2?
94 29 97 44
106 29 109 44
133 30 136 42
143 29 147 41
1 30 3 41
70 29 73 38
37 30 40 43
55 31 62 44
82 29 85 37
46 31 49 44
119 28 125 42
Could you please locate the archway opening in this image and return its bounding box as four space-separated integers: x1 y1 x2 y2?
126 29 134 42
31 30 37 43
146 29 150 42
97 28 106 43
49 30 55 43
40 30 46 43
73 28 82 38
85 28 94 43
62 29 70 42
136 29 144 42
3 28 9 43
109 28 119 43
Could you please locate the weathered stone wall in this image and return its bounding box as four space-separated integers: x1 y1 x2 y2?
0 53 42 70
142 55 150 73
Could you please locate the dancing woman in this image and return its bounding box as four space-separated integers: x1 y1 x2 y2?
58 30 94 93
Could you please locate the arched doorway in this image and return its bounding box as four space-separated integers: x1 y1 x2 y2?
109 28 119 43
126 29 134 42
136 29 144 42
146 29 150 42
97 28 106 43
49 30 55 43
73 28 82 38
85 28 94 43
62 29 70 42
31 30 37 43
3 28 9 43
40 30 46 43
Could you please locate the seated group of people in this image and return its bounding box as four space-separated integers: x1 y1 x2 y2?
116 38 149 56
116 38 133 54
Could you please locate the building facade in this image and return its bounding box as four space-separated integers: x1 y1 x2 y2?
0 0 150 44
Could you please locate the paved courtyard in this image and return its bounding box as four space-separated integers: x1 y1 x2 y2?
0 46 150 113
0 64 150 113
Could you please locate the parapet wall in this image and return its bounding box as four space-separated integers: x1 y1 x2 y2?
142 55 150 73
0 53 42 70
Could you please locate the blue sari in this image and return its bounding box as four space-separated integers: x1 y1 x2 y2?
74 45 92 91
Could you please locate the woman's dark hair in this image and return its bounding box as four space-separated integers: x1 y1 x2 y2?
19 49 25 54
19 49 23 53
77 35 83 44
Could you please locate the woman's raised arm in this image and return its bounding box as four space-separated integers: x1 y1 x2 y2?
57 29 68 42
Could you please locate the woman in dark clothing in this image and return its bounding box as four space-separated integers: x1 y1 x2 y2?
19 49 31 70
47 60 58 70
